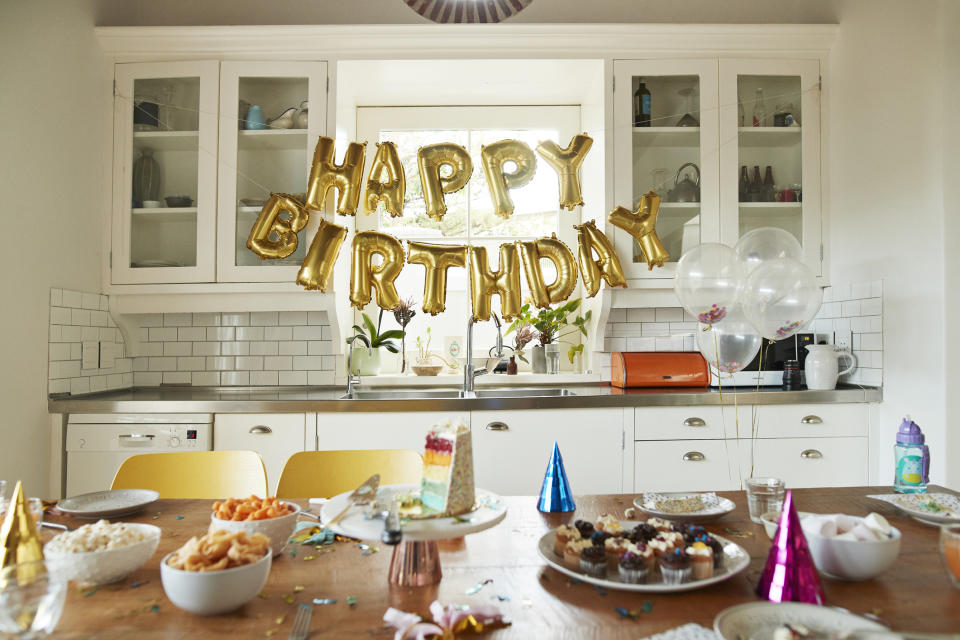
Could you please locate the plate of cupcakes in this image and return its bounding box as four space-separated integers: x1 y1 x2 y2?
537 514 750 593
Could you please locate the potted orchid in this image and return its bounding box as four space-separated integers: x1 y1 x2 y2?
348 311 404 376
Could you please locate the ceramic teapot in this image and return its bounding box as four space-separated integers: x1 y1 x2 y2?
667 162 700 203
804 344 857 390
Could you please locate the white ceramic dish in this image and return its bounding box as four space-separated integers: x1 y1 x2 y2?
57 489 160 519
160 548 271 616
44 523 161 586
537 521 750 593
210 501 302 557
321 484 506 542
714 602 886 640
867 493 960 525
805 516 901 581
760 511 813 539
633 492 736 523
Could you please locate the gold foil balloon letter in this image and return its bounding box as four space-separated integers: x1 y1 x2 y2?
468 244 522 322
306 136 367 216
1 481 44 571
350 231 404 310
480 139 537 219
608 191 670 270
246 193 309 259
407 242 467 315
518 235 578 308
296 219 348 292
574 220 627 297
417 143 473 221
364 141 406 218
536 133 593 211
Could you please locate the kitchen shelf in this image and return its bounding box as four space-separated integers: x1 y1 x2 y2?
238 129 308 151
632 126 700 147
133 130 200 151
131 207 198 223
738 126 801 147
738 202 801 210
660 202 701 209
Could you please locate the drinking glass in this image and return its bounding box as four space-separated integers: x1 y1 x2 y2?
544 344 561 374
940 524 960 588
0 560 68 638
26 499 43 526
745 477 785 524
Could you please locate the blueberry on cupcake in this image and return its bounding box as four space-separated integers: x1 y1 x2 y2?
574 519 595 538
629 522 658 544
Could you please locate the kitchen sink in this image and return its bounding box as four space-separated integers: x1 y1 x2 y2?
472 388 575 398
338 389 466 400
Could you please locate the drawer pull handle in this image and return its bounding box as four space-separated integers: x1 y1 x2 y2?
800 449 823 459
249 425 273 434
118 434 155 441
683 417 706 427
800 415 823 425
682 451 705 462
486 421 509 432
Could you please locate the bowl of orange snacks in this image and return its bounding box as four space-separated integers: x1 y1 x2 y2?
210 496 301 557
161 530 271 615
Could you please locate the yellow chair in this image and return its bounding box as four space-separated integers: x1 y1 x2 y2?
276 450 422 499
111 451 268 499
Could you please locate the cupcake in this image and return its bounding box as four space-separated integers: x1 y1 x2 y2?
647 535 673 558
629 522 658 544
591 530 612 548
563 539 593 570
687 541 714 580
701 534 725 569
628 541 656 573
554 524 581 556
660 530 685 550
618 551 649 584
677 524 706 545
579 544 607 578
596 514 625 537
574 519 595 538
604 536 632 563
659 548 692 584
647 517 674 532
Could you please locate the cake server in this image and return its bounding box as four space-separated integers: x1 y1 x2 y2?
381 495 402 545
325 474 380 527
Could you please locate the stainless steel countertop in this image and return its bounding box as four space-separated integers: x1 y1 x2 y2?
48 383 882 414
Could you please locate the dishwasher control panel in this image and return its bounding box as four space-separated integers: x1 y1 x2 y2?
66 423 213 451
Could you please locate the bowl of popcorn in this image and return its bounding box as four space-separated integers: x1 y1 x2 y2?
801 512 901 581
43 520 161 586
210 496 301 557
161 530 272 615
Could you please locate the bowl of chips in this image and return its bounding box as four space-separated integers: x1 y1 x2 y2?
210 496 301 557
161 530 272 615
43 521 161 586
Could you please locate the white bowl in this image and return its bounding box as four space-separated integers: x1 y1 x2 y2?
805 516 901 581
209 501 302 556
760 510 813 539
160 549 271 615
43 523 161 586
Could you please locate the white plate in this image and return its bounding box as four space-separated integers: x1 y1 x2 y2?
321 483 507 542
867 493 960 525
57 489 160 519
633 492 737 522
714 602 887 640
537 521 750 593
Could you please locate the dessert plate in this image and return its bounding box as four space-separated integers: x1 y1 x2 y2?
714 602 887 640
321 483 507 542
537 521 749 593
634 492 736 522
867 493 960 525
57 489 160 519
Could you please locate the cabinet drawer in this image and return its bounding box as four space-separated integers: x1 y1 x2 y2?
634 440 735 492
315 412 468 453
750 404 867 439
214 414 307 493
745 437 868 488
635 407 733 440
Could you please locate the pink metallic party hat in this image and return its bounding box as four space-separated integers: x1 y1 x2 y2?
755 489 824 604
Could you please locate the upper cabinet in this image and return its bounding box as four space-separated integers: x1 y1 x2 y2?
613 57 822 282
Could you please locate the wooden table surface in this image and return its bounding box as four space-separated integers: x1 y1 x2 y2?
44 486 959 638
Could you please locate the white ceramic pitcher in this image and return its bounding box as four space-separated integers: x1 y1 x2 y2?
804 344 857 390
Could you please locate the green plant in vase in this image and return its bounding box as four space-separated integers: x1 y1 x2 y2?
506 299 591 373
413 327 456 376
347 311 404 376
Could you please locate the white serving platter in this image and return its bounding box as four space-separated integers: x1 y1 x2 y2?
57 489 160 519
867 493 960 525
633 492 736 522
714 602 887 640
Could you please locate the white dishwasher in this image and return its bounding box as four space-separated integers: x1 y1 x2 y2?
66 414 213 497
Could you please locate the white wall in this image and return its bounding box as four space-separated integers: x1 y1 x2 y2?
0 1 108 496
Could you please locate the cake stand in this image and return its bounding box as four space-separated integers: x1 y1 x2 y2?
321 483 507 587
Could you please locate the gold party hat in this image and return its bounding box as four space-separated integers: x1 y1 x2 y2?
0 481 45 571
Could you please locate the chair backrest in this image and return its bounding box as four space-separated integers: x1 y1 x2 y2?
276 449 423 499
111 451 268 499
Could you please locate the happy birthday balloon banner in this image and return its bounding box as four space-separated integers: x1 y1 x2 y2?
247 134 670 318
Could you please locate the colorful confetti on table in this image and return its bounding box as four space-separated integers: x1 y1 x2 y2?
723 527 753 538
275 614 286 624
265 630 278 637
347 595 357 607
642 601 654 613
176 515 184 520
282 593 296 604
313 598 337 605
149 605 160 613
258 592 268 599
491 594 510 602
465 578 493 595
594 585 607 596
128 581 148 589
289 549 297 557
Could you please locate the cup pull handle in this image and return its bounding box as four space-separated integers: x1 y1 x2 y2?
800 449 823 459
249 425 273 434
800 415 823 425
486 422 509 432
682 451 705 462
118 434 155 441
683 417 706 427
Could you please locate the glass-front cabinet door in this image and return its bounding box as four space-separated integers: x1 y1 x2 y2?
217 61 327 282
613 60 719 280
719 59 821 275
112 61 219 284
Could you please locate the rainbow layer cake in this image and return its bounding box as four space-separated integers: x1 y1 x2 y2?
420 420 475 516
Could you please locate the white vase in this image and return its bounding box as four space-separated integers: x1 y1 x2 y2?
350 348 381 376
804 344 856 390
531 346 547 374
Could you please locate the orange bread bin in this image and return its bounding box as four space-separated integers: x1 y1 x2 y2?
610 352 710 388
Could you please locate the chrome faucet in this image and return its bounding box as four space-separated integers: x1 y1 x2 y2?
346 333 371 397
464 313 505 393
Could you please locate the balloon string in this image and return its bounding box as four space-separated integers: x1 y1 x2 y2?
709 325 737 490
749 339 766 480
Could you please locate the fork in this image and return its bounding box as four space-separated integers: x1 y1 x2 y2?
288 603 312 640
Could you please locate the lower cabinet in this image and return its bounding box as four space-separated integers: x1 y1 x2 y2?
314 411 470 452
213 413 308 494
739 437 868 488
634 439 738 492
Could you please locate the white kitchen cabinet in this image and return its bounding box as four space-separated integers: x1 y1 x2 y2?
738 436 868 488
634 406 738 440
744 403 868 439
634 439 737 492
213 413 308 493
314 411 469 452
471 408 627 496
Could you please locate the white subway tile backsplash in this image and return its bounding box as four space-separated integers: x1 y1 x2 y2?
192 371 220 386
50 306 71 325
860 297 882 316
163 342 192 357
148 357 177 372
192 313 220 327
308 370 335 385
176 356 204 371
281 341 308 356
293 326 324 341
307 341 332 356
655 307 683 322
293 356 325 370
162 372 191 385
221 371 250 386
61 290 81 308
264 326 293 341
250 370 279 386
840 301 861 317
265 356 293 370
279 371 307 386
50 289 62 306
71 308 91 326
70 378 91 395
81 293 100 310
236 356 264 370
207 357 235 371
90 310 108 327
148 327 177 342
59 326 82 342
163 313 192 327
49 343 70 361
627 308 655 323
236 326 264 341
139 342 162 357
627 337 655 351
221 341 250 357
192 342 220 356
81 326 99 341
89 376 108 393
608 308 626 323
177 327 206 342
221 313 250 327
859 333 883 350
251 312 279 326
641 322 669 336
139 314 164 328
279 311 307 326
250 341 279 356
307 311 327 325
134 371 162 386
207 327 235 341
49 325 61 342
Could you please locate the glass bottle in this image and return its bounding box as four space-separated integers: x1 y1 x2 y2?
894 416 930 494
132 148 161 205
750 166 763 202
738 166 749 202
507 356 518 375
752 87 766 127
763 166 776 202
633 78 651 127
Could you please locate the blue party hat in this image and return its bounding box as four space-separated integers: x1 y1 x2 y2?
538 442 575 512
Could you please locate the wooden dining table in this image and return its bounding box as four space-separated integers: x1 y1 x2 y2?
42 485 960 638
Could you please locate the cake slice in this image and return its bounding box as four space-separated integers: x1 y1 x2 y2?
420 420 475 516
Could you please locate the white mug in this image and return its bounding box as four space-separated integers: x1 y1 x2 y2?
804 344 857 390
